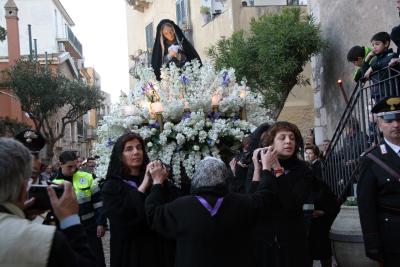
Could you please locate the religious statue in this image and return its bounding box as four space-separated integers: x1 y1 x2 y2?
151 19 202 80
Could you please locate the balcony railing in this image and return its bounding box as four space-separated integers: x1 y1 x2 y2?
57 25 83 59
126 0 151 12
322 66 400 203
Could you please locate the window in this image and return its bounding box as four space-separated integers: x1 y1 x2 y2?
176 0 187 29
287 0 299 5
145 22 153 66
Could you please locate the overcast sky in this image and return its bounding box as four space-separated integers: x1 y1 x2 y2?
61 0 129 103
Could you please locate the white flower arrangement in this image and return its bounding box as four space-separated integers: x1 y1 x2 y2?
93 61 273 185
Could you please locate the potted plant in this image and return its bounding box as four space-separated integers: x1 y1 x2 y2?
200 6 211 24
330 197 379 267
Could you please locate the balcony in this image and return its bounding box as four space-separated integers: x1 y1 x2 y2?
57 25 83 59
126 0 151 12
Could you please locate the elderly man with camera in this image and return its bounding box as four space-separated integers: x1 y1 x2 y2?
0 137 96 267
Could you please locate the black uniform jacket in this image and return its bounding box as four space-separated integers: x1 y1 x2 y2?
357 141 400 254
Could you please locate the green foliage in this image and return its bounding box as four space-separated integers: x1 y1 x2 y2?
207 7 326 117
8 59 104 159
0 117 29 137
200 6 210 14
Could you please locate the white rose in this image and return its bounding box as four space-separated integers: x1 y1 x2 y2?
147 142 153 147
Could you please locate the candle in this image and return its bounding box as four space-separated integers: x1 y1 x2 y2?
211 94 220 107
151 101 163 114
239 89 247 98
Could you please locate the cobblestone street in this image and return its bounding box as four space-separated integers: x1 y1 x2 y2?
102 230 110 267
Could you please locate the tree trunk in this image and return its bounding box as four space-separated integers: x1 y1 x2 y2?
44 139 57 164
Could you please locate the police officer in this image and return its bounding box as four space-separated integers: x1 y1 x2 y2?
15 129 47 185
51 151 107 267
357 96 400 266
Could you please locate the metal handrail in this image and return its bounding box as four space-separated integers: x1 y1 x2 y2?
322 65 400 202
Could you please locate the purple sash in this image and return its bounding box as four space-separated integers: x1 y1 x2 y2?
195 195 224 217
123 179 138 189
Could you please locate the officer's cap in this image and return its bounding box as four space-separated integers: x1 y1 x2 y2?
371 96 400 120
14 129 45 153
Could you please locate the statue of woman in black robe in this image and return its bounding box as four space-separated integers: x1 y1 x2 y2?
151 19 202 80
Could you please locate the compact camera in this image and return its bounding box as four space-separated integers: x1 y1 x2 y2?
27 184 64 210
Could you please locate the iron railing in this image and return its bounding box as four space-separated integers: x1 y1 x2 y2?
66 25 83 57
322 66 400 202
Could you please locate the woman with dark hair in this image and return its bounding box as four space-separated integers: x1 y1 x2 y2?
101 132 177 267
151 19 202 80
250 121 316 267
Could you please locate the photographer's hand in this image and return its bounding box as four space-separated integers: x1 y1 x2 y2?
252 148 263 181
149 160 168 185
48 181 78 221
229 158 237 176
261 146 278 171
138 164 153 193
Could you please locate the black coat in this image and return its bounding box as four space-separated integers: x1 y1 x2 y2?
48 224 97 267
357 141 400 262
307 178 339 260
145 184 271 267
102 175 178 267
251 157 314 267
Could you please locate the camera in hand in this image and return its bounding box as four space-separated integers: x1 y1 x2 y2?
28 184 64 210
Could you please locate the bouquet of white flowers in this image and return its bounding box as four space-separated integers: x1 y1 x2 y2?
93 61 273 185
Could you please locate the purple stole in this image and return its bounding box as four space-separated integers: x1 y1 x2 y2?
195 195 224 217
123 179 138 189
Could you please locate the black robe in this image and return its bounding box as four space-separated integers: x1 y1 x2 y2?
145 184 272 267
307 178 339 260
102 175 178 267
151 19 202 80
250 157 314 267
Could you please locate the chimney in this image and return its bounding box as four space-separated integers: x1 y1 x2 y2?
4 0 20 65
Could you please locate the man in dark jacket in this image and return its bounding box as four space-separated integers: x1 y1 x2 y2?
0 138 96 267
145 156 271 267
357 96 400 266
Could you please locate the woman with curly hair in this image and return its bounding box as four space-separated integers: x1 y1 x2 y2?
250 121 324 267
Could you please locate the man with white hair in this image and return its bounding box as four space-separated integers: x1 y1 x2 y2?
0 138 96 267
145 156 271 267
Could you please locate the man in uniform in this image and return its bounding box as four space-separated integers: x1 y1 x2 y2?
357 96 400 266
51 150 107 267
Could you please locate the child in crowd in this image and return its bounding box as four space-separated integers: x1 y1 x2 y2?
364 32 398 101
346 45 374 82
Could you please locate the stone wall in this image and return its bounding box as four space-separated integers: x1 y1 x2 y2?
309 0 399 145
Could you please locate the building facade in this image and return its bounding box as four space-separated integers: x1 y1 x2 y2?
0 0 93 162
126 0 314 135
